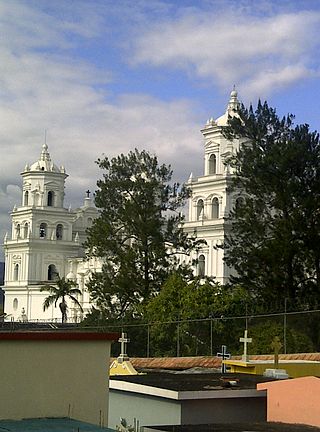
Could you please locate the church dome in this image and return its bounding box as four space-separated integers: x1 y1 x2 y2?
215 87 240 126
29 144 61 173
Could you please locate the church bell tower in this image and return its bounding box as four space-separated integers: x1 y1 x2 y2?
3 144 83 321
183 89 244 283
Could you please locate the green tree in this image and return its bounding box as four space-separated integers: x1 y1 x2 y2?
223 101 320 303
85 149 200 320
40 276 83 323
248 321 314 355
145 274 250 356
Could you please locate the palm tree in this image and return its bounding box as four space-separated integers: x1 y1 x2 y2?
40 276 83 323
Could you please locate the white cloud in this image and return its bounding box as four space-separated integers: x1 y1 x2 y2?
0 1 205 260
242 64 318 97
131 9 320 99
5 0 319 262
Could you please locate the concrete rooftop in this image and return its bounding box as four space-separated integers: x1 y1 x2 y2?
110 370 275 392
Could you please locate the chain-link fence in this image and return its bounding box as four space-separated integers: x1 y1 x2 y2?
90 307 320 358
2 304 320 358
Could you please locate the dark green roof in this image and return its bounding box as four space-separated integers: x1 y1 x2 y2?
0 417 115 432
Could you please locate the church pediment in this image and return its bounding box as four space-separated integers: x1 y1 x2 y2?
205 140 220 152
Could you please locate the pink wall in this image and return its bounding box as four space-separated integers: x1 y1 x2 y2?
257 376 320 428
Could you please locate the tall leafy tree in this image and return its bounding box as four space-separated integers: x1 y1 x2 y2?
223 101 320 303
40 277 83 323
145 273 253 356
85 149 200 319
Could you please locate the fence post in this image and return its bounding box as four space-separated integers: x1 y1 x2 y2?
210 317 213 356
177 320 180 357
147 324 150 358
245 302 248 331
283 298 288 354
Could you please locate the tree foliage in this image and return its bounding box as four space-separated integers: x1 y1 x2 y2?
145 273 252 356
40 276 83 323
223 101 320 302
85 149 200 319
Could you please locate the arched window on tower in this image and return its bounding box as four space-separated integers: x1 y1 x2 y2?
209 154 217 174
13 298 18 310
24 223 29 238
212 197 219 219
56 224 63 240
198 254 205 277
16 224 21 239
47 191 54 207
14 264 19 281
87 218 93 227
39 223 47 238
24 191 29 206
196 199 204 220
48 264 58 281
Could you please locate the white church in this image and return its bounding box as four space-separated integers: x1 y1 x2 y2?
3 89 243 322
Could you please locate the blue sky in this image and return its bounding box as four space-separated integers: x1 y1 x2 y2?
1 0 320 256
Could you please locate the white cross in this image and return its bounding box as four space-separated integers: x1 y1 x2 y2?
217 345 231 374
239 330 252 363
118 332 130 360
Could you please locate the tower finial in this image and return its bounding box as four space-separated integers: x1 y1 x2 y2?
228 86 239 111
40 143 50 161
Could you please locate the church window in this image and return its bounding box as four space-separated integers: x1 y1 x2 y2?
39 223 47 238
209 154 217 174
87 218 93 227
24 191 29 206
48 264 58 281
56 224 63 240
14 264 19 281
24 223 29 238
212 197 219 219
47 191 54 207
197 199 204 220
13 298 18 310
198 254 205 277
16 224 21 238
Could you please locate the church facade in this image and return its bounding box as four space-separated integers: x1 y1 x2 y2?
3 90 242 321
3 144 99 321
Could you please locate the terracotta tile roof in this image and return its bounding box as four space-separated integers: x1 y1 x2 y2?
110 353 320 370
130 356 221 369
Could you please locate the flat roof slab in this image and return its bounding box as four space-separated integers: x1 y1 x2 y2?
111 371 275 392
